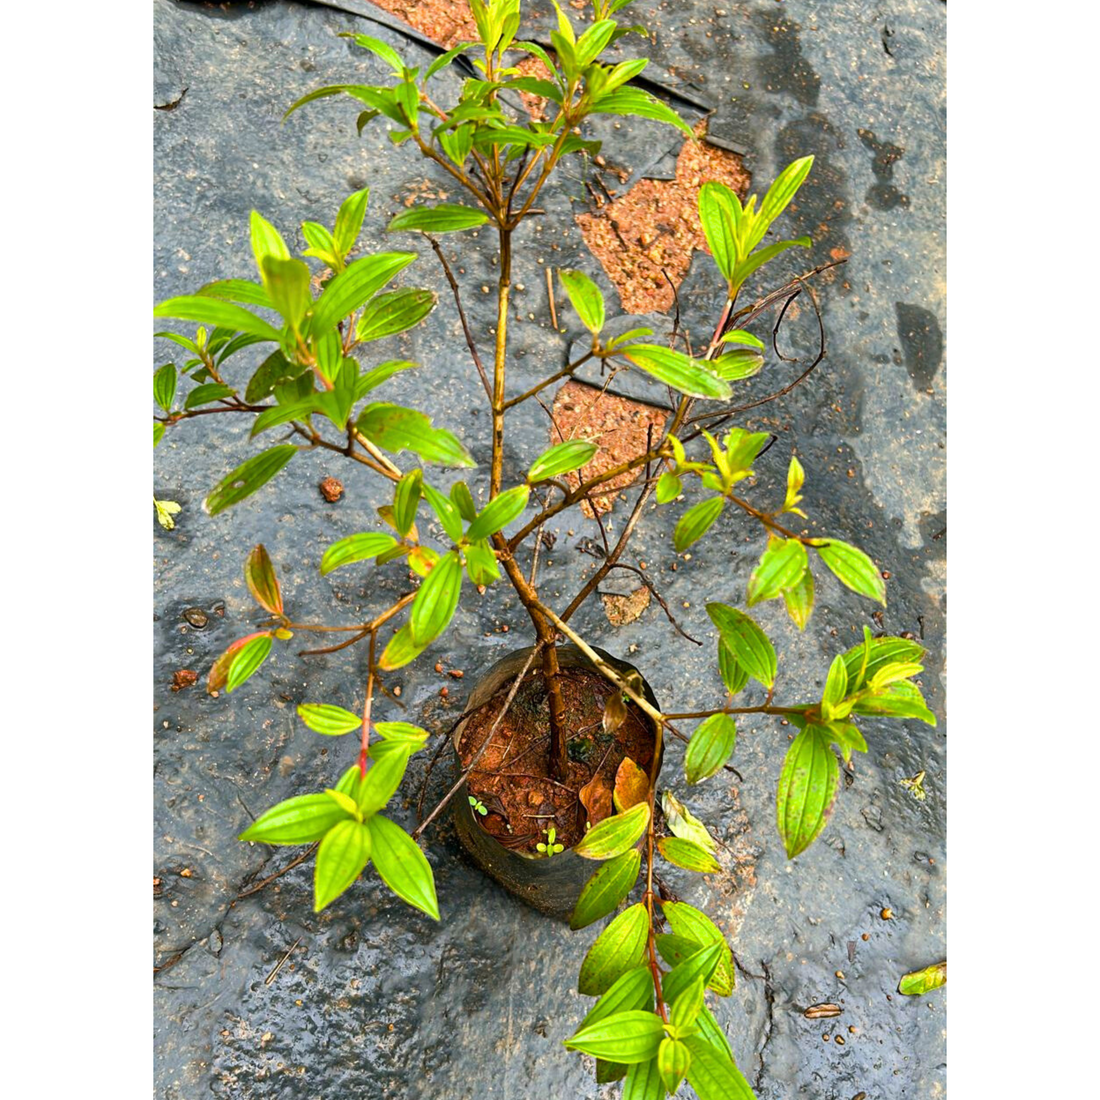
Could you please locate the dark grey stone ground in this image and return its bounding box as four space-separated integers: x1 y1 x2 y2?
154 2 946 1096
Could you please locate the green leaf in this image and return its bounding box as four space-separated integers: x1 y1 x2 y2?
706 604 776 690
574 802 650 860
245 350 304 403
661 792 718 854
153 364 177 413
673 496 725 552
373 721 430 746
366 814 439 919
425 42 475 81
898 961 947 996
341 31 405 74
811 539 886 605
204 445 297 516
196 278 274 310
466 485 530 540
748 155 814 252
684 1036 756 1100
558 269 605 333
310 252 417 334
421 482 463 543
570 849 642 929
239 792 350 845
463 538 500 586
622 1058 664 1100
356 288 437 342
820 654 849 720
662 901 734 995
580 966 654 1029
184 382 234 409
718 640 749 696
658 1037 691 1094
782 567 815 630
320 532 399 575
153 297 283 343
357 745 411 815
333 187 370 257
565 1010 665 1064
698 181 740 282
314 819 373 911
621 344 731 401
393 468 423 537
410 550 462 645
528 438 599 482
590 87 694 137
154 421 165 448
721 328 764 351
730 236 812 289
840 633 925 691
387 203 489 233
658 836 721 873
250 209 290 272
851 681 936 725
684 713 737 784
662 942 724 1005
226 633 273 693
297 703 361 736
379 622 430 671
578 903 650 996
357 403 475 466
655 471 681 504
260 255 312 331
776 725 839 858
712 347 765 381
747 538 808 606
450 480 477 521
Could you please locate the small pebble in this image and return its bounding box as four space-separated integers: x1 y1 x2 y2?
880 907 894 920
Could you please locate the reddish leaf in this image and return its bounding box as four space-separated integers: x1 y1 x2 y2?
244 544 283 615
208 631 270 694
580 775 614 829
613 757 649 812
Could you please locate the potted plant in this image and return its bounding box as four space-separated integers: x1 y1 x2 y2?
153 1 936 1094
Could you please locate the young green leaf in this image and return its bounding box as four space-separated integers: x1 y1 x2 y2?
357 403 475 466
558 269 605 333
249 209 290 271
183 382 235 409
333 186 370 256
564 1010 665 1064
622 1057 664 1100
712 347 764 381
527 438 599 482
372 721 430 746
721 328 764 351
657 836 721 874
811 538 886 604
776 725 839 858
706 603 777 689
840 633 925 691
573 802 650 860
579 966 654 1030
683 1036 756 1100
698 181 740 282
340 31 405 73
387 203 490 233
204 445 297 516
674 496 725 552
683 713 737 784
356 746 411 815
657 1037 691 1093
577 903 650 996
747 155 814 252
244 544 283 615
570 849 642 930
717 639 750 695
260 255 312 331
310 252 417 334
661 942 724 1006
239 792 351 845
661 792 718 855
621 345 732 401
379 622 430 671
466 485 530 540
393 468 423 537
463 538 501 586
747 537 808 606
851 681 936 725
356 288 437 342
589 87 695 137
820 654 849 721
782 566 815 630
450 480 477 521
655 471 682 504
314 819 373 912
226 633 273 693
297 703 361 736
421 482 463 543
410 550 462 645
153 363 177 413
898 961 947 996
366 814 439 919
320 532 399 575
154 422 165 448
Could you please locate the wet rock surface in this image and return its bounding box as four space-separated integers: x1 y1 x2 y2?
154 1 945 1096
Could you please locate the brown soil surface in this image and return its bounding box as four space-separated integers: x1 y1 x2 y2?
550 380 667 517
367 0 476 47
457 668 654 854
576 121 751 315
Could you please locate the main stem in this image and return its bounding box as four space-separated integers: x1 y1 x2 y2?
491 221 571 781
